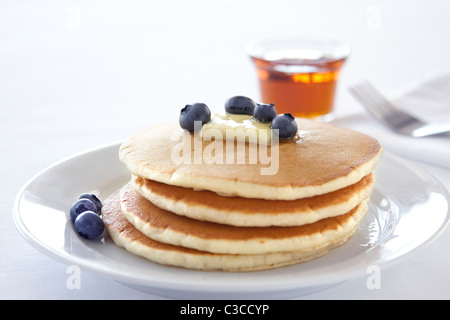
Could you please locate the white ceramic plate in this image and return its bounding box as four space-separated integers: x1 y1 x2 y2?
13 143 450 299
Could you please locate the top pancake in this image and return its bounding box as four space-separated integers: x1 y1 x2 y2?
119 118 382 200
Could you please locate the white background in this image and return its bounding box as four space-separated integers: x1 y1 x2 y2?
1 0 450 299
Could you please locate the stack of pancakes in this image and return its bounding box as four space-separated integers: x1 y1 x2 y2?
102 118 382 272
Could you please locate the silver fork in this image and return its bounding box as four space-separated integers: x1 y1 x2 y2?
348 80 450 137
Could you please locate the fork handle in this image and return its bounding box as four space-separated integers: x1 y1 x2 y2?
412 123 450 137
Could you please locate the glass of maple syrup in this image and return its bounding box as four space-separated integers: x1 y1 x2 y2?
247 38 351 120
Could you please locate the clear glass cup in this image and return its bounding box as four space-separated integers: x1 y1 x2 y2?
246 37 351 120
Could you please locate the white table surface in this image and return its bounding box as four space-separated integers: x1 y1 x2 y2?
2 0 449 300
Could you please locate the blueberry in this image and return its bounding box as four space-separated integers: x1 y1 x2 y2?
224 96 257 115
77 193 102 212
179 103 211 132
74 211 105 240
253 103 277 122
70 198 98 223
271 113 298 139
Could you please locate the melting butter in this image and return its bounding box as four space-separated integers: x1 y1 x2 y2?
201 113 272 145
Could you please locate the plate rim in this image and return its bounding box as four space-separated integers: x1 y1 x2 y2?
12 142 450 295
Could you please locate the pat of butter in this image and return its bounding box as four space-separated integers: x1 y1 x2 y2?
201 113 272 145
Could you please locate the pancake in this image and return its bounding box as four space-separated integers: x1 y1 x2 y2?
103 191 353 272
119 183 369 255
119 119 382 200
131 173 374 227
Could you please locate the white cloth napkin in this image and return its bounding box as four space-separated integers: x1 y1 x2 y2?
334 72 450 169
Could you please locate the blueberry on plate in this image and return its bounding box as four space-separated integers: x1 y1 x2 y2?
224 96 257 115
253 103 277 122
77 193 102 212
179 103 211 132
271 113 298 139
74 211 105 240
70 198 98 223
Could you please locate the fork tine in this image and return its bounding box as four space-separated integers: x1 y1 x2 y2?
357 81 413 120
348 82 392 125
349 80 450 137
363 81 422 125
349 80 422 129
353 81 399 117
